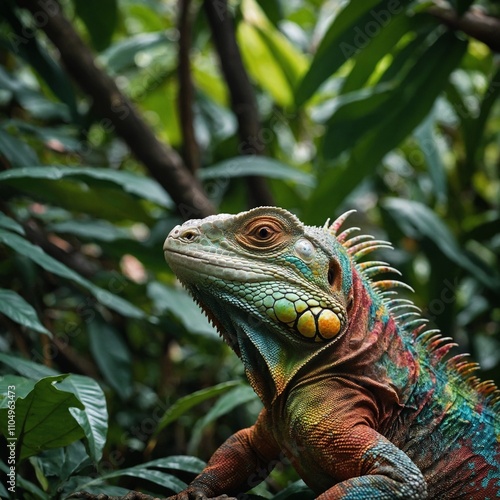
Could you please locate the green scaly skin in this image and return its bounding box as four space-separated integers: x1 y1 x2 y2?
163 206 500 499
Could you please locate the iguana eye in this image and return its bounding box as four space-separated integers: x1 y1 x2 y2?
255 226 273 240
237 217 287 250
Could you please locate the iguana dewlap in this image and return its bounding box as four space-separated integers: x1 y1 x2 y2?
163 206 500 499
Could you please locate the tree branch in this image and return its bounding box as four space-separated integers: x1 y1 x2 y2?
17 0 216 220
203 0 274 207
178 0 201 173
429 6 500 53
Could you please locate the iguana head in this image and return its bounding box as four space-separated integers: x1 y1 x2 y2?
163 206 391 403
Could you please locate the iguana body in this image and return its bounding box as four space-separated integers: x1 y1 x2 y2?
163 207 500 499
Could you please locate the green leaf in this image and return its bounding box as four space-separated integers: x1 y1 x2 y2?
0 229 146 319
0 375 36 408
273 480 315 500
0 127 39 168
463 67 500 166
413 112 447 204
0 353 59 379
148 282 218 338
320 83 394 159
0 460 49 500
87 318 133 399
199 156 315 187
339 11 426 94
188 384 258 453
237 23 293 107
154 381 242 435
383 198 500 293
295 0 402 105
0 375 84 461
0 4 78 119
0 213 25 235
100 32 173 73
140 455 205 474
58 374 108 464
0 288 51 336
74 0 118 51
0 166 172 209
306 32 467 221
48 219 132 242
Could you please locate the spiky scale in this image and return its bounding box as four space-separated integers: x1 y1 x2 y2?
342 234 374 249
329 209 356 236
336 226 360 243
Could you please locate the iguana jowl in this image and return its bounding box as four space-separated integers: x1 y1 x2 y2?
163 206 500 499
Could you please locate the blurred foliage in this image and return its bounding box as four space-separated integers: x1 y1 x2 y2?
0 0 499 498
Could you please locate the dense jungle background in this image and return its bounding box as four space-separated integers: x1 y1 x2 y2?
0 0 499 498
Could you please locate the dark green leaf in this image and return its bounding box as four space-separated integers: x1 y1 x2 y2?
0 127 39 168
148 282 218 337
154 381 242 435
0 229 146 319
296 0 408 105
0 166 172 208
188 384 258 453
58 374 109 464
87 318 133 399
199 156 315 187
307 32 467 221
383 198 500 293
0 3 78 119
0 213 25 235
0 352 59 379
0 288 51 336
0 375 84 461
74 0 118 51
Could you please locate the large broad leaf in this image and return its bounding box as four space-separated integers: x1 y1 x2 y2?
0 375 84 461
0 166 172 209
87 318 133 399
74 0 118 52
383 198 500 293
58 374 108 464
199 156 315 187
0 229 146 319
0 289 51 336
0 355 108 464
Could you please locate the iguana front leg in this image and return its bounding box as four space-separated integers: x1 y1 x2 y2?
312 423 427 499
167 410 280 500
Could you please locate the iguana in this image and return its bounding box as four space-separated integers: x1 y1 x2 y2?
162 206 500 499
